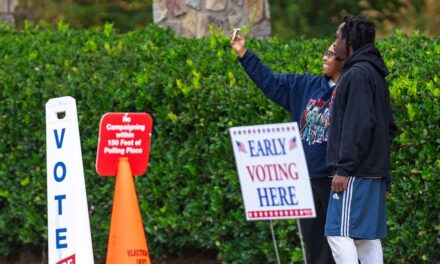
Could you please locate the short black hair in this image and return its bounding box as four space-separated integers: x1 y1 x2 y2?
341 15 376 53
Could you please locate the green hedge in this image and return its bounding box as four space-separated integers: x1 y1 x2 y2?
0 23 438 263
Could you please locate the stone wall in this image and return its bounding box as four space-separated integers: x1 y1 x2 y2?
0 0 14 26
153 0 271 39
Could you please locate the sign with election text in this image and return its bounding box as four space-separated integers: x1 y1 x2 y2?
230 122 316 221
46 96 94 264
96 112 153 176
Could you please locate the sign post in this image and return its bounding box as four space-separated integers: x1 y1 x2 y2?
96 112 153 264
46 96 94 264
229 122 316 263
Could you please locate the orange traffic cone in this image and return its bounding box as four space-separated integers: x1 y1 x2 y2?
106 157 151 264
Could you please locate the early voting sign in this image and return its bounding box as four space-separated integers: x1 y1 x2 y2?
46 96 94 264
230 122 316 221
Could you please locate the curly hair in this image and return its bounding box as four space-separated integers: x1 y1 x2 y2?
340 16 376 56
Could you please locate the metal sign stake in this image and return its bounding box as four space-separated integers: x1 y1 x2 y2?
270 220 281 264
297 220 307 264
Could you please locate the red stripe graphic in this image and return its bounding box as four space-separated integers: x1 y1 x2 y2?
247 209 313 219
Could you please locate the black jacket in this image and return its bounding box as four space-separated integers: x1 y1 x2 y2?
326 44 398 179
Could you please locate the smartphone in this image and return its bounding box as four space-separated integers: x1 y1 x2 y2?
231 28 240 41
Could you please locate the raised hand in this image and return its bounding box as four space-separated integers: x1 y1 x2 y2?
230 29 247 58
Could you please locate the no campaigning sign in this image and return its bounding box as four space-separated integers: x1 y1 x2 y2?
230 122 316 221
96 113 152 176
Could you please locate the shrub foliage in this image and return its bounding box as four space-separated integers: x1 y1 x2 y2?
0 24 438 263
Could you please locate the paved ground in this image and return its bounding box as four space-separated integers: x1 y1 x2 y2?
0 251 221 264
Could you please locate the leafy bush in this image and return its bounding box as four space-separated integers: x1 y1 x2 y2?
0 23 438 263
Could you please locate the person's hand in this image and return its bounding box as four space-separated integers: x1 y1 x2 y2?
230 29 247 58
331 175 348 193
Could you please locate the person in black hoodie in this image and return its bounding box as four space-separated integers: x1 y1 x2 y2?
231 33 344 263
325 16 398 263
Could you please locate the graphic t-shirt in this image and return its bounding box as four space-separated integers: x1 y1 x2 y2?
300 80 335 145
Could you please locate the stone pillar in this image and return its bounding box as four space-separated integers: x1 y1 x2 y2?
0 0 14 27
153 0 271 39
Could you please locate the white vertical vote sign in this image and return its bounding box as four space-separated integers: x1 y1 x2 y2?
46 96 94 264
230 122 316 221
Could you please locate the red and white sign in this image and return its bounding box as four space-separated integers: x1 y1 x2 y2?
56 254 76 264
96 113 153 176
230 122 316 221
